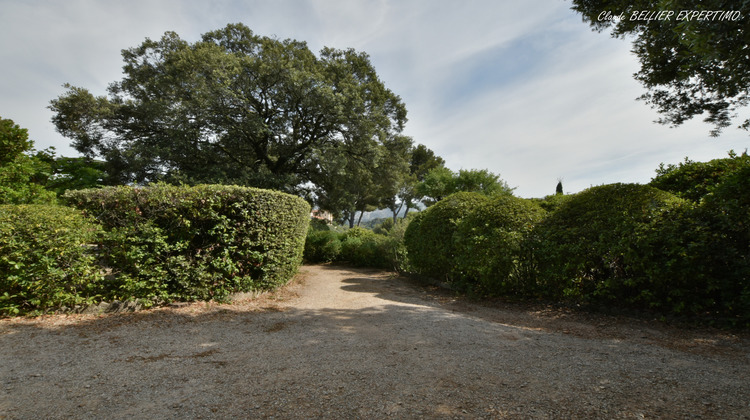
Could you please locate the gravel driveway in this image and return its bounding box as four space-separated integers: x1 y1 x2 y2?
1 265 748 419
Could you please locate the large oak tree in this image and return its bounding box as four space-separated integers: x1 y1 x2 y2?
49 23 407 192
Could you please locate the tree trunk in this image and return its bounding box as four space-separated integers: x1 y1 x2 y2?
356 210 365 227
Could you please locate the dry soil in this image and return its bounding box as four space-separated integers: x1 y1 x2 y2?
1 265 748 419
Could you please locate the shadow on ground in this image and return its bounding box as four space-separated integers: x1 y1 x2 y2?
1 265 748 419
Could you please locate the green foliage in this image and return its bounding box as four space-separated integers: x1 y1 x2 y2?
695 165 750 321
382 215 414 273
0 116 33 165
535 193 574 213
304 230 343 263
393 157 749 326
393 144 445 216
46 157 109 196
0 116 56 205
453 195 546 295
372 218 394 235
404 192 489 280
63 184 310 304
571 1 750 136
303 217 412 271
531 183 685 305
342 226 373 240
314 135 412 228
50 24 407 193
627 167 750 324
0 205 105 315
0 154 57 204
639 154 749 323
650 152 750 201
416 166 455 204
417 167 513 205
338 228 388 268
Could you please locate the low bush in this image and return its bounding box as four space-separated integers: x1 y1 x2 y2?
304 226 391 269
0 205 104 315
404 192 490 281
342 234 390 268
303 217 414 271
304 230 342 263
383 215 414 273
63 183 310 304
453 195 546 295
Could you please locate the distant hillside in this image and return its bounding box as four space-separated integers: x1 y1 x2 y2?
357 205 422 226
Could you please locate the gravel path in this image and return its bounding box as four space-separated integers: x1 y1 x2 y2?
1 265 748 419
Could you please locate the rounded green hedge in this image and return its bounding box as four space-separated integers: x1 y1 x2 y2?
0 205 104 315
531 183 685 305
627 167 750 323
453 195 546 295
404 192 490 281
63 183 310 304
649 152 750 202
690 165 750 321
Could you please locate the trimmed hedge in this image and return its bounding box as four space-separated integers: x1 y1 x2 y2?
686 165 750 320
404 192 490 281
0 205 104 315
531 183 685 306
650 152 750 202
453 195 546 295
63 184 310 304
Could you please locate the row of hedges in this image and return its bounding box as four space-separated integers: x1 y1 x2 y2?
404 172 749 324
0 184 310 315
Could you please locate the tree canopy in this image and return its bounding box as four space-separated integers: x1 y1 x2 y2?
571 0 750 136
417 167 513 205
0 116 56 204
49 23 407 193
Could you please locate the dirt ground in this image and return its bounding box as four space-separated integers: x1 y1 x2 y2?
1 265 748 419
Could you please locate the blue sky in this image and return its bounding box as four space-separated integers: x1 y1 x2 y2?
1 0 747 198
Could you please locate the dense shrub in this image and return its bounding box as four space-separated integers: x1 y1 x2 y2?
628 167 750 324
0 154 57 205
531 183 685 305
453 195 546 295
304 226 391 269
303 217 414 271
536 193 573 212
63 184 310 304
382 215 414 273
404 192 490 281
342 233 389 268
0 205 104 315
692 165 750 321
304 230 342 263
649 151 750 201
